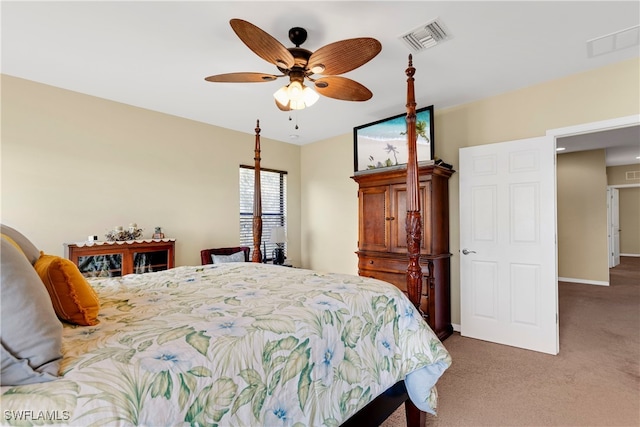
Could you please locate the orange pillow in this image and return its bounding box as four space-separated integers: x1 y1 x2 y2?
34 253 100 326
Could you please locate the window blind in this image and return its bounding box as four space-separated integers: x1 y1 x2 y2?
239 166 287 261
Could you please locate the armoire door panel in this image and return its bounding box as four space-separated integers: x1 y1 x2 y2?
359 187 388 251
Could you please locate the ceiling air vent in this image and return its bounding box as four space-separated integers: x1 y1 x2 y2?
400 18 450 53
587 25 640 58
625 171 640 180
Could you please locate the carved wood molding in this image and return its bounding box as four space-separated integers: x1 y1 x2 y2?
404 54 423 310
252 120 263 263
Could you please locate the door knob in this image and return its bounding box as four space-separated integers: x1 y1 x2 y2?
462 248 476 255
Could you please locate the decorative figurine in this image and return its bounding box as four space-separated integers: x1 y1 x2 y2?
153 226 165 239
105 223 143 241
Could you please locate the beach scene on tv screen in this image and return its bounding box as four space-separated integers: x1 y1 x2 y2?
356 110 432 171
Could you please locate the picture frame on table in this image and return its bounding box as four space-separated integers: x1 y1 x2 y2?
353 105 434 173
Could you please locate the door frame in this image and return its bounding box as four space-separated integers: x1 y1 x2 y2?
608 183 640 265
546 115 640 140
546 114 640 281
607 187 620 269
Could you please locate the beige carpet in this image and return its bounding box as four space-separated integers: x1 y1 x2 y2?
382 256 640 427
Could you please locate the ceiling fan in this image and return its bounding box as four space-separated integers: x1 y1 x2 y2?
204 19 382 111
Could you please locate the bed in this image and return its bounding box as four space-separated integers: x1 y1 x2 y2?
0 55 450 426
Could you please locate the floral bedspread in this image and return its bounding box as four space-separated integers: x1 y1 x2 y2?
1 263 451 426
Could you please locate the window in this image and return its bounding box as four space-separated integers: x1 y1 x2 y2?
239 166 287 261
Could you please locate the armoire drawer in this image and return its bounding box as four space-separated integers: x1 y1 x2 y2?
358 255 408 273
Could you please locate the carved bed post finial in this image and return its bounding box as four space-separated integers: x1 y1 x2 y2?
252 119 263 262
405 54 423 311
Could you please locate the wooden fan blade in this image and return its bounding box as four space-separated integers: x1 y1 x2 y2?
313 76 373 101
230 19 295 69
275 99 291 111
205 72 279 83
308 38 381 76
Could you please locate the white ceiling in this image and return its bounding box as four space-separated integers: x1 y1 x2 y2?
2 1 639 164
558 125 639 167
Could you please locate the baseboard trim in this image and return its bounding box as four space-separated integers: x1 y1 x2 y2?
454 275 612 334
621 253 640 257
558 277 609 286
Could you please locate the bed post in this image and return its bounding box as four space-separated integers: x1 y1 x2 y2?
252 120 263 263
341 56 429 427
405 55 423 311
404 52 429 427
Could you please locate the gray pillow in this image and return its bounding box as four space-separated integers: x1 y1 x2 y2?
212 251 246 264
1 237 63 386
1 224 40 265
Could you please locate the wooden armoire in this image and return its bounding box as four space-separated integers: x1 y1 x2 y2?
352 163 454 340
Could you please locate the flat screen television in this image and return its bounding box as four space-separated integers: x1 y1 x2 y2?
353 105 434 173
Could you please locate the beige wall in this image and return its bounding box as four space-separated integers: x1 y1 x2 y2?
618 187 640 255
607 163 640 255
302 57 639 324
300 134 359 272
1 75 302 267
557 150 609 282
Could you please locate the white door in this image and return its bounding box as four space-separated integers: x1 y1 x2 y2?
459 136 558 355
608 188 621 268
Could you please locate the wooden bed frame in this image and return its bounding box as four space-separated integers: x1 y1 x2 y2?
250 55 427 427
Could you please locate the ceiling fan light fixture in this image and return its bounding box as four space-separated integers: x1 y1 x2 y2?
273 82 319 110
302 85 319 106
273 86 290 106
289 100 305 110
287 81 304 100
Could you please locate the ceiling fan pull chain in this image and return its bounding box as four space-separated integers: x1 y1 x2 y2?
287 113 298 130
